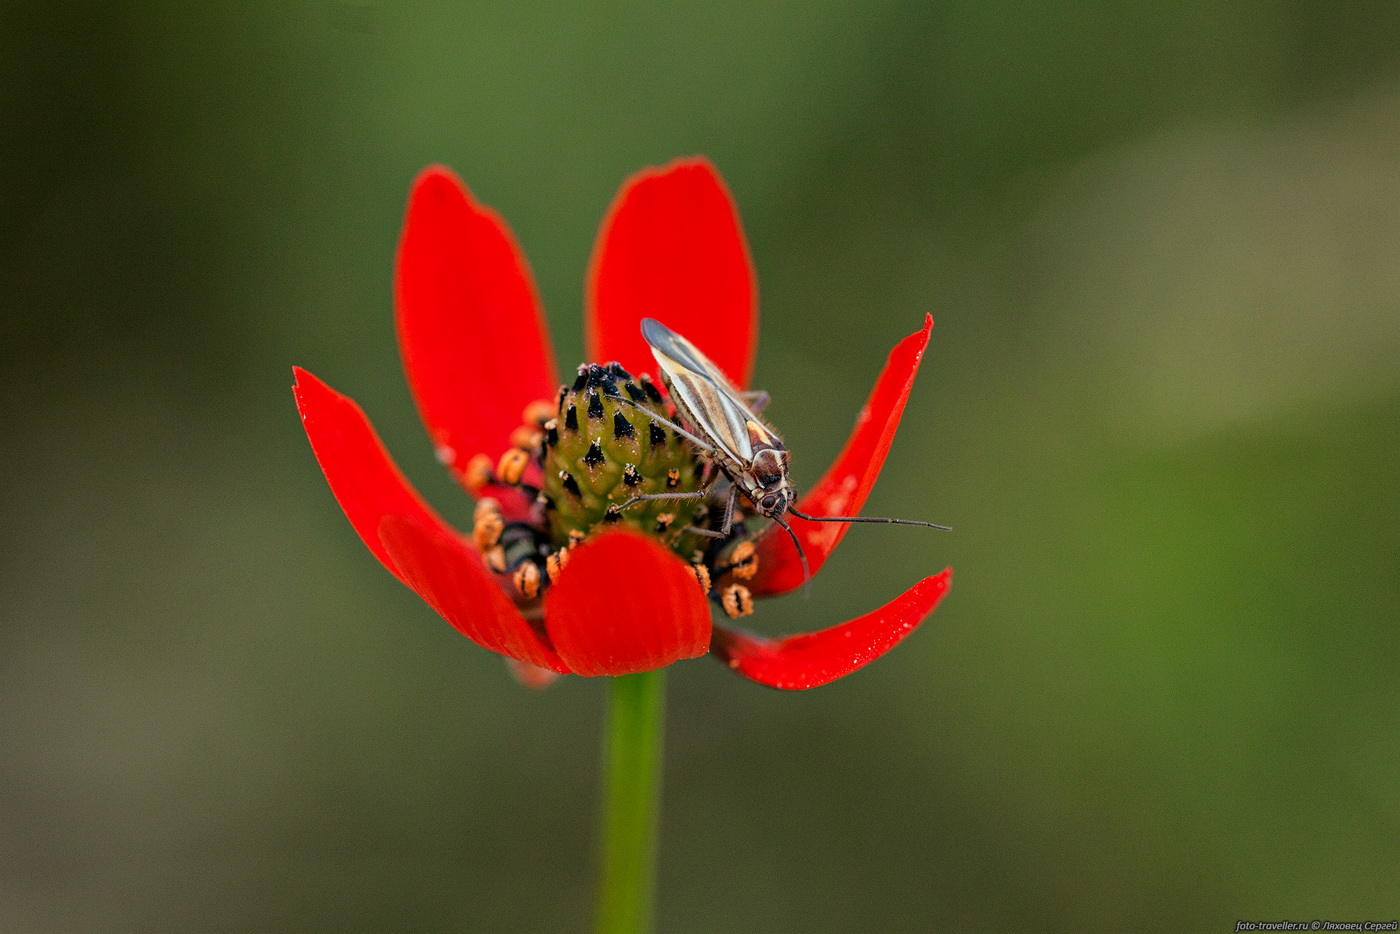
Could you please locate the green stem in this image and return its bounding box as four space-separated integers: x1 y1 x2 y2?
595 669 666 934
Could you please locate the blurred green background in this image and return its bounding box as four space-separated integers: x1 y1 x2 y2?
4 3 1398 931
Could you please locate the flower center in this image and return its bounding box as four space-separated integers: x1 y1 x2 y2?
465 362 759 619
540 363 704 550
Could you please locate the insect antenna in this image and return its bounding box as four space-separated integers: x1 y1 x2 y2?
787 507 951 531
771 513 811 594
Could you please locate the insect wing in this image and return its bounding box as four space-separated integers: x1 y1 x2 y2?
641 318 756 463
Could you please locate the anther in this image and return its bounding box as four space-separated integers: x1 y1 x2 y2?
648 423 667 448
474 497 501 523
558 470 582 498
639 374 663 403
564 403 579 432
546 548 570 582
522 400 555 425
485 546 507 573
462 453 493 494
584 440 606 469
543 419 559 448
724 541 759 580
690 563 712 594
568 529 586 546
622 464 642 487
666 468 681 489
472 504 504 550
511 426 542 450
613 411 635 441
655 512 675 533
720 583 755 619
587 392 605 420
496 448 531 485
513 562 541 600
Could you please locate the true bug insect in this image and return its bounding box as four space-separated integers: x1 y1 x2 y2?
614 318 949 583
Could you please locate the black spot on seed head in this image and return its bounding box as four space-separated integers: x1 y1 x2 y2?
584 440 605 469
623 464 642 487
587 392 605 420
613 411 635 440
606 362 630 381
639 375 663 403
572 367 589 392
559 471 581 498
624 380 647 402
603 504 622 524
648 422 667 447
564 404 579 432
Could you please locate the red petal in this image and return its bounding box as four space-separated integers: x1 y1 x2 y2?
543 530 711 677
505 657 562 690
379 515 568 673
711 569 952 689
292 366 453 585
293 367 565 669
395 166 559 476
749 316 934 596
586 157 757 389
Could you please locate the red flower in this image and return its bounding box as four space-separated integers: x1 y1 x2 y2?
293 158 951 689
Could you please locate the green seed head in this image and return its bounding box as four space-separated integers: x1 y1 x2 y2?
540 363 704 555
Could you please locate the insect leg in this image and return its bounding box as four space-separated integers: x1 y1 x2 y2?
680 526 728 539
718 484 740 535
739 389 770 413
682 484 740 539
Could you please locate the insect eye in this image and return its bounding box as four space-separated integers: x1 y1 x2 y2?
760 494 778 511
